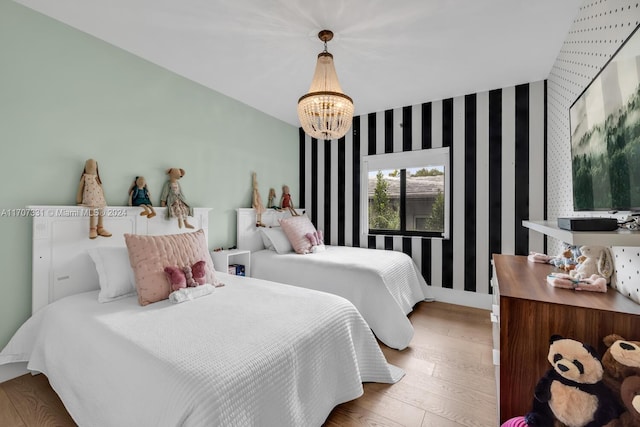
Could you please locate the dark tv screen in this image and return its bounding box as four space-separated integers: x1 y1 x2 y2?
570 24 640 211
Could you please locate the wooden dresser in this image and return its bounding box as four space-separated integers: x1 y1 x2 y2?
492 254 640 423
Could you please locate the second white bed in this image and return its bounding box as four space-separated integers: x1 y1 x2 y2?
251 245 432 350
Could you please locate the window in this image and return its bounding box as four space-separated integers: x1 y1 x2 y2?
361 148 450 239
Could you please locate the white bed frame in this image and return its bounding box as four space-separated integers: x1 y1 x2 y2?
30 205 211 313
237 207 306 252
1 205 210 382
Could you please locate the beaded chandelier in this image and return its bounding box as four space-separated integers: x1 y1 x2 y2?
297 30 354 140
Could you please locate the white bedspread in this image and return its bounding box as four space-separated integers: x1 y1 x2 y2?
0 274 403 427
251 245 433 350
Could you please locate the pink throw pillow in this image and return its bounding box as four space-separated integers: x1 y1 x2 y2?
279 216 318 254
125 230 217 306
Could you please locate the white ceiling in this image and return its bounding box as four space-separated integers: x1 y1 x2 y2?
14 0 583 127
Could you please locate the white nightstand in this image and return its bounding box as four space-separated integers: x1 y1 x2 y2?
211 249 251 277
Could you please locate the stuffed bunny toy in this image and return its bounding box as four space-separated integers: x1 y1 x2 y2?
76 158 112 239
570 245 614 283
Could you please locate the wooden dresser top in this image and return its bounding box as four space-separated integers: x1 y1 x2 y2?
493 254 640 316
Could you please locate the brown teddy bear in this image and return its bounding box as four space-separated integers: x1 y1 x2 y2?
76 158 112 239
160 168 193 229
604 375 640 427
602 335 640 403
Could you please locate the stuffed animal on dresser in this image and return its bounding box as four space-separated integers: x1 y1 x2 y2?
549 243 582 271
570 245 614 283
601 334 640 405
76 158 112 239
604 375 640 427
525 335 622 427
160 168 193 229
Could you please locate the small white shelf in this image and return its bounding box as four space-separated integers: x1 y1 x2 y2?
523 220 640 246
211 249 251 277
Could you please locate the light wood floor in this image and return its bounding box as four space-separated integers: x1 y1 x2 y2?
0 302 497 427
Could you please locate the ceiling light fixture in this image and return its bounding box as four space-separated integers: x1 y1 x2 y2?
297 30 354 140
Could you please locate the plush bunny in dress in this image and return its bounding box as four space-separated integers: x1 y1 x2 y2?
252 172 266 227
76 158 112 239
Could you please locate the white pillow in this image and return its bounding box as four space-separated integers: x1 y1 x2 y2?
259 227 293 254
87 247 137 303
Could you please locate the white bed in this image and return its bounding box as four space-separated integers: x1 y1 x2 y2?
237 208 433 350
0 205 403 427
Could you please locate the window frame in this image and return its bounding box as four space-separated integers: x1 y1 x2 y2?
361 148 450 239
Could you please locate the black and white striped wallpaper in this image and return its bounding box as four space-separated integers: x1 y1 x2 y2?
299 81 546 306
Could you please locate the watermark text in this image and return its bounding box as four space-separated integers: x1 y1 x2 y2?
0 207 128 218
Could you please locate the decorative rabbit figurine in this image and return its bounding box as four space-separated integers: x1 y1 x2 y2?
76 158 112 239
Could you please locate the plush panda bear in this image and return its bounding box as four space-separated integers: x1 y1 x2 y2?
525 335 622 427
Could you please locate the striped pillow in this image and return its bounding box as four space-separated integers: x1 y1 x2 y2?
279 216 317 254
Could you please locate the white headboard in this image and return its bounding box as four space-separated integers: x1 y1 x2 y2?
29 206 210 314
237 208 306 253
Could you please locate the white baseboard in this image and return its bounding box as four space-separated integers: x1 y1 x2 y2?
429 287 493 310
0 362 29 383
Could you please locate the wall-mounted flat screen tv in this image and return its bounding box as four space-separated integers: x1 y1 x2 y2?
570 24 640 211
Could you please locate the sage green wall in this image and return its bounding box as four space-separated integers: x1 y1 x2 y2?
0 1 299 348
